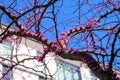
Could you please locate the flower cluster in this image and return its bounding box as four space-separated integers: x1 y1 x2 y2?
86 18 98 29
37 47 49 62
112 72 119 80
37 54 44 62
62 25 84 36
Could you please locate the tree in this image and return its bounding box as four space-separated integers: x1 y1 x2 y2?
0 0 120 80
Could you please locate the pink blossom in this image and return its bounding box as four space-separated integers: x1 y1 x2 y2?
7 11 12 16
37 17 41 21
86 61 91 65
54 56 59 60
38 35 43 39
10 54 14 59
44 38 48 42
100 47 106 51
61 35 66 41
23 27 28 31
114 78 119 80
79 25 83 28
70 48 75 54
18 23 21 27
75 27 80 31
37 55 44 62
92 66 98 71
107 28 115 34
69 28 73 32
86 18 97 28
0 61 2 64
61 32 65 35
0 4 5 9
51 43 55 48
112 73 117 78
5 37 10 41
26 31 31 35
13 29 18 33
92 40 97 50
97 69 103 73
86 22 93 29
72 29 75 32
44 47 49 52
82 57 89 63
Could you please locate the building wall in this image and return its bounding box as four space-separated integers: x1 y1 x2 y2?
0 36 99 80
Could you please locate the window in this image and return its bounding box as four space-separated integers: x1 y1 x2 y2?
2 40 12 59
2 40 13 80
2 64 13 80
37 51 46 80
56 60 81 80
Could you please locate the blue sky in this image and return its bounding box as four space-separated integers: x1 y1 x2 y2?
0 0 120 68
0 0 119 48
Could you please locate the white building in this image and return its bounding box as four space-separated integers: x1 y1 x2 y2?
0 36 99 80
0 24 103 80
